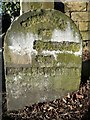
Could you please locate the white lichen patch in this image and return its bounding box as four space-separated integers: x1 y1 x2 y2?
0 48 2 52
8 32 38 64
9 32 38 55
51 22 80 43
42 48 82 60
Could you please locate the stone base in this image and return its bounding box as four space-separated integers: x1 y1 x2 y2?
6 66 80 110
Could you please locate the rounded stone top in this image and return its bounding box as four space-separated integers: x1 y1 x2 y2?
4 9 82 65
6 9 81 40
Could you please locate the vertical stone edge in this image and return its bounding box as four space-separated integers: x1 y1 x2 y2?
0 37 2 120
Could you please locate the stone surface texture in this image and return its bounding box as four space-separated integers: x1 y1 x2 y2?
65 2 86 12
21 2 54 14
4 9 82 110
79 22 89 31
81 31 90 40
71 12 89 22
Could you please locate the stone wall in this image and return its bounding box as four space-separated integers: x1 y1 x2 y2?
64 0 90 51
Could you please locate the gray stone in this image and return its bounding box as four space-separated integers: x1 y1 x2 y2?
4 9 82 110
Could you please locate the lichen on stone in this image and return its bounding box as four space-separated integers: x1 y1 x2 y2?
19 9 68 40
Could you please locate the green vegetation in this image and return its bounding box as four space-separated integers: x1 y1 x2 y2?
2 2 20 19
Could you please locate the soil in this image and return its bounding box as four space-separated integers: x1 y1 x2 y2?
2 42 90 120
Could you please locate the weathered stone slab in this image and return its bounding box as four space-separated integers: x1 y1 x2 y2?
4 9 82 110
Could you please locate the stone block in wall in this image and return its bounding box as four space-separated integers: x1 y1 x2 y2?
87 2 90 11
71 12 89 22
89 22 90 30
21 2 42 13
65 2 86 12
4 9 82 110
21 2 54 14
80 31 90 40
42 2 54 9
79 22 89 31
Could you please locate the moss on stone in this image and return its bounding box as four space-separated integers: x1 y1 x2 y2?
4 9 82 110
52 67 80 91
33 41 80 52
57 53 81 66
18 9 69 40
4 43 12 65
